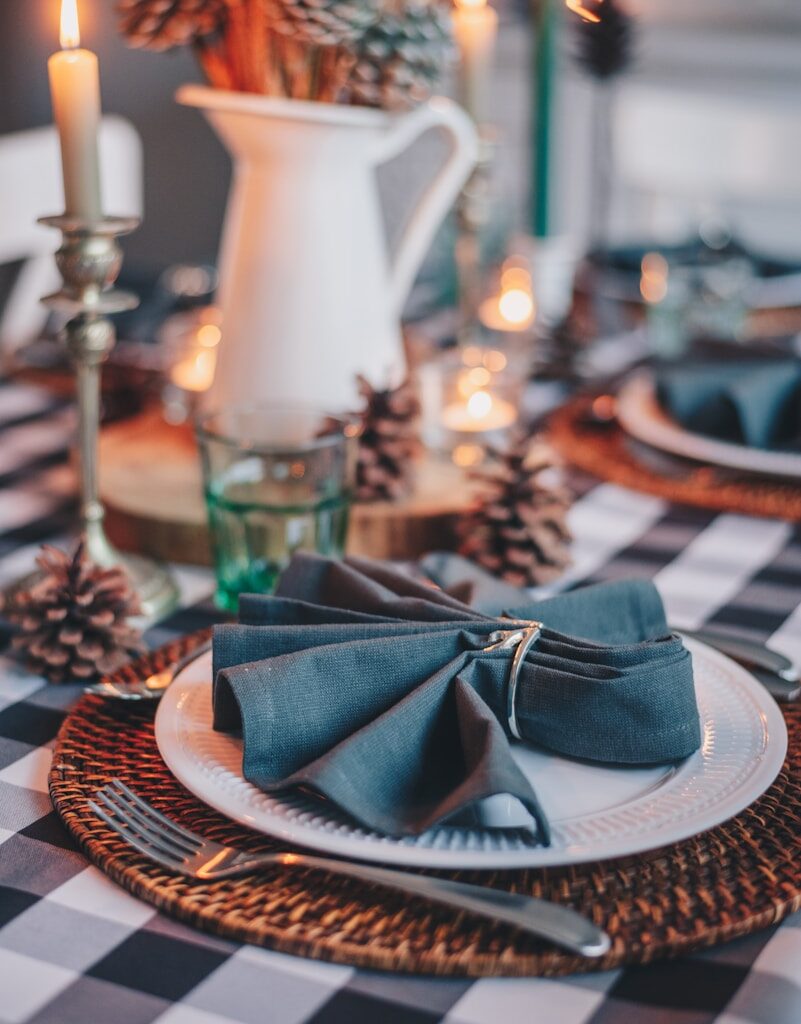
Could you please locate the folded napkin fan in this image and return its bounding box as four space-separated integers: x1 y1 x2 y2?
212 554 700 844
656 358 801 450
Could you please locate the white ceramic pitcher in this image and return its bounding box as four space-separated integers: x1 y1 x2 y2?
178 86 477 411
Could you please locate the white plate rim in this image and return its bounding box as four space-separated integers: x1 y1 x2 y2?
154 639 787 870
617 371 801 481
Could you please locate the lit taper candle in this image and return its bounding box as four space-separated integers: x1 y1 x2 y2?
48 0 102 220
453 0 498 125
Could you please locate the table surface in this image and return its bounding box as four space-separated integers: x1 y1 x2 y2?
1 379 800 1024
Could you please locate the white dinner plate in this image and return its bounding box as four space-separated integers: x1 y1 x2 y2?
155 638 787 870
617 371 801 481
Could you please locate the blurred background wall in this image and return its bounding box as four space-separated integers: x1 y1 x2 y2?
554 0 801 259
2 0 801 288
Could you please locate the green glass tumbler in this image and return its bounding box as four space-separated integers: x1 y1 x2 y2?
196 406 359 612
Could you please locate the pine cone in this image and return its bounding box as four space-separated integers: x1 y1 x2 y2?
348 0 454 110
458 437 574 587
571 0 634 81
5 540 144 684
118 0 227 50
265 0 377 47
354 375 421 502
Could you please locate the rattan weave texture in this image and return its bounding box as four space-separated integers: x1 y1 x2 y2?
49 631 801 977
548 395 801 521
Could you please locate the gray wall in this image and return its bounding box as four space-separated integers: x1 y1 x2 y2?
0 0 231 280
6 2 799 282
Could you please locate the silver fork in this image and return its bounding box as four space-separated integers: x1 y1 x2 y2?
89 780 610 958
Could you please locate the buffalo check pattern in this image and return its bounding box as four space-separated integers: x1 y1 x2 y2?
0 378 800 1024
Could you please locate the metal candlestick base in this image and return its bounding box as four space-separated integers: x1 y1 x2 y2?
37 214 179 625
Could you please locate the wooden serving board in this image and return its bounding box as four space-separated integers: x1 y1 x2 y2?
98 409 477 566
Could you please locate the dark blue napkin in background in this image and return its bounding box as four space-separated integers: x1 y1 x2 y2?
656 358 801 450
212 554 700 843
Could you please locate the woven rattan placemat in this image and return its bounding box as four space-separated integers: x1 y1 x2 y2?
49 631 801 978
548 394 801 521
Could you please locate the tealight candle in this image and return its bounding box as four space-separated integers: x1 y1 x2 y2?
169 318 222 393
442 389 517 433
479 262 536 332
48 0 102 220
478 289 536 332
171 346 219 394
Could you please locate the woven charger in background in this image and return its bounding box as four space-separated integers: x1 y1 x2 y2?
548 394 801 520
50 632 801 978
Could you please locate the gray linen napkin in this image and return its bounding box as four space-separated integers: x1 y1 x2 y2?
656 358 801 450
212 554 700 844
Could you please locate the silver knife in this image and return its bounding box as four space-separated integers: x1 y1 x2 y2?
680 628 800 702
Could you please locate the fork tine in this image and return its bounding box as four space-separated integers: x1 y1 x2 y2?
89 800 183 873
108 781 203 850
96 790 195 861
101 786 198 856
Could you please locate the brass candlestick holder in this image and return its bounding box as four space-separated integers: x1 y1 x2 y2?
38 213 179 624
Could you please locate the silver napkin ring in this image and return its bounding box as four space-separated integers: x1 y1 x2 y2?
484 622 543 740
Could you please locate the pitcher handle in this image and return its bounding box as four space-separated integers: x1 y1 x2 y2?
372 98 478 316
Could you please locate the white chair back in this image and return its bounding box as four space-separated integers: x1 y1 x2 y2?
0 116 143 355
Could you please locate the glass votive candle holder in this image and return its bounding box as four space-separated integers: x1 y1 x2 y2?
418 342 526 465
478 258 537 335
160 306 222 423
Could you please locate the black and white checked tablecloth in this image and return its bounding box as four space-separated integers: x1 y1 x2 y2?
1 378 800 1024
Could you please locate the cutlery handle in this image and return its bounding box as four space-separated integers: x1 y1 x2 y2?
280 853 610 957
681 629 800 700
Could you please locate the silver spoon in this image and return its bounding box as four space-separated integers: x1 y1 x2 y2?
86 640 212 701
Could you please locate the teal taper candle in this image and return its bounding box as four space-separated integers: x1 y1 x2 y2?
531 0 555 238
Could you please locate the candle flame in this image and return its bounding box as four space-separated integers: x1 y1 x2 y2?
60 0 81 49
467 390 493 420
171 349 218 393
497 259 535 327
455 0 488 10
499 288 535 326
565 0 602 24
